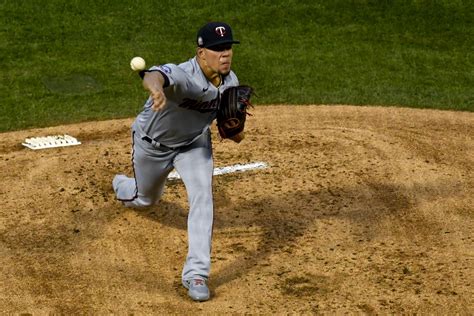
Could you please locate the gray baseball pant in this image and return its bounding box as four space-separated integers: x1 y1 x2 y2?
112 129 214 281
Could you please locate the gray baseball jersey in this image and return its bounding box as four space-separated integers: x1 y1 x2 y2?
113 56 239 282
134 56 239 147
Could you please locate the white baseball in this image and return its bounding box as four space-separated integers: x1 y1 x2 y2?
130 56 146 71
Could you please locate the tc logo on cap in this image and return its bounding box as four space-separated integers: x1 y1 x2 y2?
215 26 226 37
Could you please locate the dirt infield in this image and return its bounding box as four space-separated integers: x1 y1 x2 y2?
1 105 473 314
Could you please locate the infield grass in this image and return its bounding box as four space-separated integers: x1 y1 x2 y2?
1 0 473 131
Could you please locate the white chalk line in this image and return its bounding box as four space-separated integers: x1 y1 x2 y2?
167 161 268 180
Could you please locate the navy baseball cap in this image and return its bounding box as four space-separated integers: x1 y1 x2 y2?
196 22 240 48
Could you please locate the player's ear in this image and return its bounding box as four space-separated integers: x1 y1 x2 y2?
197 47 206 59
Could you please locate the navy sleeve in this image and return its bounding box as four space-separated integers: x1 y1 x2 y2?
139 69 170 88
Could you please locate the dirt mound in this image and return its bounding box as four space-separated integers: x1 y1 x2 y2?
1 105 473 314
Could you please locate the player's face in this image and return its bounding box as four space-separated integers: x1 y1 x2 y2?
204 44 233 75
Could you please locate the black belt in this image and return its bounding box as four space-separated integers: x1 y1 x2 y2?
141 136 175 150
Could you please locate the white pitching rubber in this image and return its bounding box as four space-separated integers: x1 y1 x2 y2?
167 161 268 180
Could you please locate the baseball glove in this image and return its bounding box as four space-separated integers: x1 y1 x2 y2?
216 85 254 140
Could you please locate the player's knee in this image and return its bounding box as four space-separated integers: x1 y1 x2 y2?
137 197 156 207
123 196 155 208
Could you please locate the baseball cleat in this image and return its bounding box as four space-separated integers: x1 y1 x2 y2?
182 278 210 301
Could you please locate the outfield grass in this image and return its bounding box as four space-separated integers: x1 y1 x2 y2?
1 0 472 132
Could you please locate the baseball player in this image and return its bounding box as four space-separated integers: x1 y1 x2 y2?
112 22 242 301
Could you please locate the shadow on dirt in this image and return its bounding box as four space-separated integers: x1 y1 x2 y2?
131 178 453 289
0 174 464 312
136 200 189 231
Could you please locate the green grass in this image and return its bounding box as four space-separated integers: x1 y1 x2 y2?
1 0 473 132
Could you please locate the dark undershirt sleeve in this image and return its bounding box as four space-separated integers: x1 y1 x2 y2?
139 69 170 88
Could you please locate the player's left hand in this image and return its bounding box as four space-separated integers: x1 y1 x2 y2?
229 131 245 143
216 85 254 140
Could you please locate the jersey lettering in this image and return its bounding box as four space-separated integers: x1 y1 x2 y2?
179 97 220 113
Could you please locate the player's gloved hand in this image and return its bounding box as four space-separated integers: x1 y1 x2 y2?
150 89 166 111
229 131 245 143
216 85 254 142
